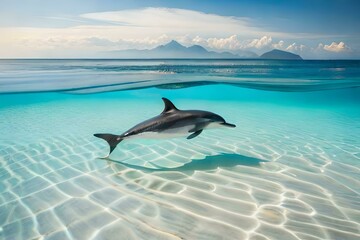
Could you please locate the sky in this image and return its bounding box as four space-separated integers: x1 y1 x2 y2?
0 0 359 59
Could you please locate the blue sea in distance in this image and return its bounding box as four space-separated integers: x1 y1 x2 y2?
0 59 359 240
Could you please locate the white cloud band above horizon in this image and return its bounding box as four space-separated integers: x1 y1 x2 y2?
80 8 261 38
0 7 354 58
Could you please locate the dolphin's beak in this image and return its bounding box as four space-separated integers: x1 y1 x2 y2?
221 122 236 128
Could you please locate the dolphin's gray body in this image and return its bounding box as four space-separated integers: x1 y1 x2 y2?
94 98 236 156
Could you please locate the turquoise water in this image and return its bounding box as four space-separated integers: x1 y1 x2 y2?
0 60 359 239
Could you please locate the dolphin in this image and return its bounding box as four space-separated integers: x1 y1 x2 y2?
94 98 236 157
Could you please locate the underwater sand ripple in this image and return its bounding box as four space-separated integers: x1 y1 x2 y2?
0 128 359 240
1 96 359 239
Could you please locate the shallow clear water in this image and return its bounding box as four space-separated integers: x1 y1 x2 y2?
0 60 359 240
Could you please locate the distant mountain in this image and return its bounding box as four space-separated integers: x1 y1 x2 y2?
102 41 301 59
228 50 258 58
260 49 302 60
105 40 244 59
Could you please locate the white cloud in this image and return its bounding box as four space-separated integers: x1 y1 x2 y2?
246 36 272 49
322 41 349 52
85 34 170 50
310 41 353 58
80 8 261 38
286 42 307 52
0 7 354 58
271 40 308 53
272 40 285 49
189 35 207 46
0 7 270 57
205 35 242 49
177 35 272 51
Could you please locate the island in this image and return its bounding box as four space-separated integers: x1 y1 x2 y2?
260 49 303 60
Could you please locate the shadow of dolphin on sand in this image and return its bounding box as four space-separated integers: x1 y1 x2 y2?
100 153 269 172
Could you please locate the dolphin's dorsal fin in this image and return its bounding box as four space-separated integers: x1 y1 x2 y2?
161 97 178 113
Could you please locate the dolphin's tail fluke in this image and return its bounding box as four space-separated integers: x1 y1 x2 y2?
94 133 123 156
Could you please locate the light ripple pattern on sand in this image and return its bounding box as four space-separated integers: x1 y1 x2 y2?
0 96 360 240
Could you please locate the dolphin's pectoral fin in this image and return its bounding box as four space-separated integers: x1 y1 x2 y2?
189 121 208 133
187 129 203 139
187 121 208 139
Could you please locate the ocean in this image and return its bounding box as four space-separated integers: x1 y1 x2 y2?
0 59 359 239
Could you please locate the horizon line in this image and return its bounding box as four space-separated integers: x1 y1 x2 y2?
1 58 359 61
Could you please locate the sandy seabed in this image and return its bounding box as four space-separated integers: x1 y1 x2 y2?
0 98 359 240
